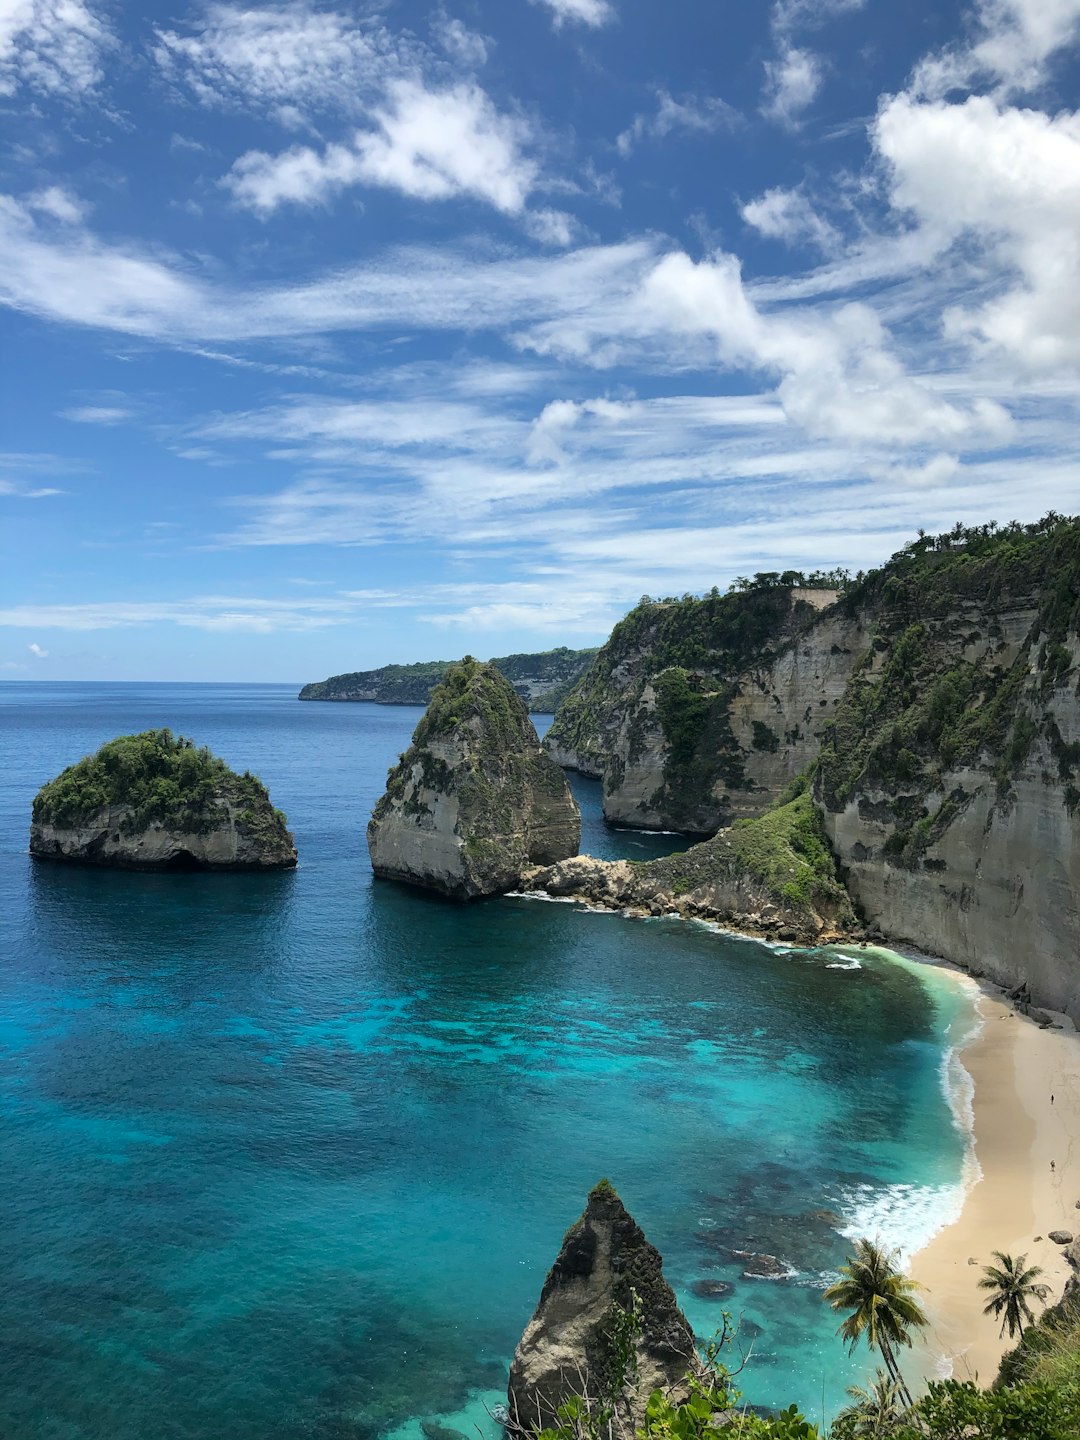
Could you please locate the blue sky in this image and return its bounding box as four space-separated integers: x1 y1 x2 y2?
2 0 1079 681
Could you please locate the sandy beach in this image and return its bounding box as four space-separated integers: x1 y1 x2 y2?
909 981 1080 1388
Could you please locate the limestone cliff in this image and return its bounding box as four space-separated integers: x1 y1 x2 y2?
367 658 580 898
545 584 844 832
30 730 297 871
507 1180 701 1432
814 522 1080 1018
527 790 857 945
300 646 595 713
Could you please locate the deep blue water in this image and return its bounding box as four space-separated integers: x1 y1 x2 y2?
0 684 973 1439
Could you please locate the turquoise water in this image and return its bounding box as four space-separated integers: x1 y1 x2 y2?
0 684 974 1439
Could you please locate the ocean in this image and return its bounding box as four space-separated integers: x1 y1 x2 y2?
0 683 976 1440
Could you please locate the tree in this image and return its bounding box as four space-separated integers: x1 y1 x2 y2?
978 1251 1051 1339
831 1370 904 1439
824 1239 927 1408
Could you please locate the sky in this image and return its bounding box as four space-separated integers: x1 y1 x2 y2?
2 0 1080 681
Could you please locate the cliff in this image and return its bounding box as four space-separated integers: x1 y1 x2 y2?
815 522 1080 1018
507 1180 701 1432
299 646 596 713
30 730 297 871
367 658 580 898
543 517 1079 1019
527 788 857 944
544 583 844 832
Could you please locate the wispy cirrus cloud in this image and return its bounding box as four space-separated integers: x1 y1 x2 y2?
616 90 740 156
532 0 615 31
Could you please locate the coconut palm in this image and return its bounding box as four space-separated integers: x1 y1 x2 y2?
824 1238 927 1408
831 1370 905 1438
978 1251 1050 1339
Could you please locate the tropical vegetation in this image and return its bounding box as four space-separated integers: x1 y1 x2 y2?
978 1251 1051 1340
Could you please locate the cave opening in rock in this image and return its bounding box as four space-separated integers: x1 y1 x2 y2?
164 849 207 872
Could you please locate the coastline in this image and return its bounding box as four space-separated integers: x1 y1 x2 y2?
909 980 1080 1387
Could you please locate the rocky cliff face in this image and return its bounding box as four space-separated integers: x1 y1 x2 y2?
545 586 842 832
507 1180 700 1433
30 730 297 871
300 646 595 713
814 528 1080 1018
367 658 580 898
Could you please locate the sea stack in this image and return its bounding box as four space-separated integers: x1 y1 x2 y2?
507 1180 701 1433
30 729 297 871
367 657 580 898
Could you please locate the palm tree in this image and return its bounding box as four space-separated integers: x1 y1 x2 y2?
978 1251 1050 1339
831 1370 904 1438
824 1238 927 1408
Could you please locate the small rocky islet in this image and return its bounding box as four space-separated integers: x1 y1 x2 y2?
367 657 581 898
30 728 297 871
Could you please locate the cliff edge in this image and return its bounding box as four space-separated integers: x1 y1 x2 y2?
367 658 580 898
30 729 297 871
507 1180 701 1432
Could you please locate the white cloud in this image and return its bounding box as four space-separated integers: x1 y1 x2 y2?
533 0 615 30
0 595 369 634
61 404 131 424
26 186 87 223
762 44 822 127
0 0 110 97
153 3 411 118
0 476 63 497
741 186 838 252
616 90 739 156
27 641 48 657
915 0 1080 98
875 92 1080 373
226 80 537 216
432 10 490 68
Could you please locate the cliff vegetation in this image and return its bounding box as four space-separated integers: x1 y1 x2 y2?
32 729 290 844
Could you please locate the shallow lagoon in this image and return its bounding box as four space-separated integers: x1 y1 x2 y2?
0 684 973 1439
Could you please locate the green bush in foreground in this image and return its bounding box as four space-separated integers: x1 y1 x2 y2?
32 729 288 841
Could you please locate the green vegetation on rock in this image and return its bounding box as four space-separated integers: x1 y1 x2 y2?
32 729 290 844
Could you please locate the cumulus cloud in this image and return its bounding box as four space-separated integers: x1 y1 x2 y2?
225 79 537 217
761 45 822 127
741 186 838 252
26 186 87 223
27 641 48 657
915 0 1080 98
0 0 110 97
532 0 615 30
876 91 1080 373
616 90 740 156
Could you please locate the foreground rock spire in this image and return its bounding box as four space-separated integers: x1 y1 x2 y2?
367 657 580 898
508 1180 701 1432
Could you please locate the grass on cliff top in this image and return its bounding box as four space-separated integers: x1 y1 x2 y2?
32 729 289 841
641 784 856 926
998 1293 1080 1404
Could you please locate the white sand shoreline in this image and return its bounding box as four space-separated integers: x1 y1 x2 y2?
908 973 1080 1388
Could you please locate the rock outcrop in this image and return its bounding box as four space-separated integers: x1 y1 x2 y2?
300 646 595 713
367 658 580 898
507 1180 701 1433
30 729 297 871
526 791 857 945
544 584 845 832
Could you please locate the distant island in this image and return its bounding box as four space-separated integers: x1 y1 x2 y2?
30 729 297 871
298 646 596 713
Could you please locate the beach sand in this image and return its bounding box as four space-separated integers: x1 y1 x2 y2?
909 982 1080 1388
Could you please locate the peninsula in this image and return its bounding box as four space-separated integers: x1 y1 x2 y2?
300 645 596 713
